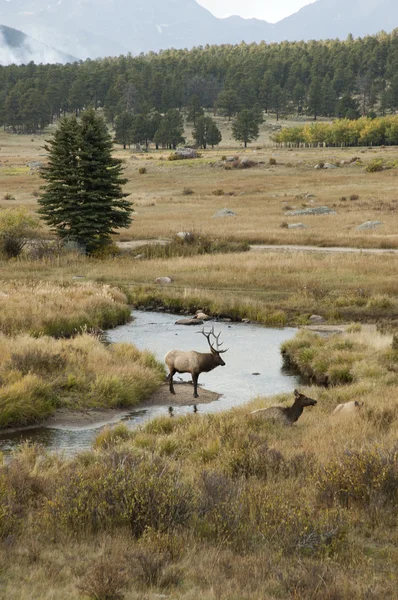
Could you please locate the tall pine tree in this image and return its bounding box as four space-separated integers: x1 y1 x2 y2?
39 110 133 253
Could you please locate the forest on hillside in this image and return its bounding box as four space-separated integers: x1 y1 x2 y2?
1 31 398 138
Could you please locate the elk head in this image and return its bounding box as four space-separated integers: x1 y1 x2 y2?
201 326 228 366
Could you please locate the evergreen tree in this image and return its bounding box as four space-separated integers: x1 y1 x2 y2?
114 111 134 148
307 77 323 120
231 110 259 147
270 85 287 121
337 94 360 119
186 94 204 125
193 116 222 149
216 89 240 120
39 110 133 253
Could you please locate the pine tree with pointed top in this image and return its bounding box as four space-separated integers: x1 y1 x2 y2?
39 110 133 253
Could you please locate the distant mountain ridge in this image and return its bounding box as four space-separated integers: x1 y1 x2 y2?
0 0 397 63
0 23 77 65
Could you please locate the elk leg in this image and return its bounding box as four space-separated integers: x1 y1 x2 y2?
192 373 199 398
168 369 176 395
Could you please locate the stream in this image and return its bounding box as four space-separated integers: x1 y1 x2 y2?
0 311 300 455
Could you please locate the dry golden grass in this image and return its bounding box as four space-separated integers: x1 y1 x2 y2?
0 280 131 336
2 123 398 248
2 249 398 323
1 327 398 598
0 333 164 427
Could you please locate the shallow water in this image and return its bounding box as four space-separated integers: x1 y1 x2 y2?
0 312 299 455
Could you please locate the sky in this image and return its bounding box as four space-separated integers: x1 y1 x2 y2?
196 0 315 23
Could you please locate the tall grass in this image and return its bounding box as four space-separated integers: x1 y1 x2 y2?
0 281 131 337
0 334 165 428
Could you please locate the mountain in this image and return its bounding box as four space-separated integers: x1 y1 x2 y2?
0 0 397 63
0 0 273 59
273 0 398 41
0 23 76 65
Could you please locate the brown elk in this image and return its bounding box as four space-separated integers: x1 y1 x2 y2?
165 327 228 398
251 389 317 425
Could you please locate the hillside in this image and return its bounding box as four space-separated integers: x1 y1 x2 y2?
0 23 76 65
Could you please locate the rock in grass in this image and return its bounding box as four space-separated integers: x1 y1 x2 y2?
175 318 204 325
212 208 237 218
309 315 325 323
285 206 336 216
288 223 308 229
356 221 383 230
155 276 172 284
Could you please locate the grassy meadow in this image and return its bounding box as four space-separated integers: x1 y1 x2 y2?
1 121 398 598
3 117 398 249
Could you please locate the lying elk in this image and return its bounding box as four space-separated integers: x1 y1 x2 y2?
251 390 317 425
165 327 228 398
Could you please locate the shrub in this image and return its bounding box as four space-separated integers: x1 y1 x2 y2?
32 190 39 198
182 187 194 195
77 556 127 600
212 189 224 196
138 167 147 174
269 157 277 165
3 193 15 201
45 456 194 537
366 158 384 172
221 155 227 161
0 206 40 258
280 221 289 228
317 448 398 512
349 194 359 200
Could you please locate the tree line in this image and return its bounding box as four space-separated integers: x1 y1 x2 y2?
273 114 398 147
1 31 398 134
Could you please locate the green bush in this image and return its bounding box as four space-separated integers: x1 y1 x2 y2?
365 158 384 172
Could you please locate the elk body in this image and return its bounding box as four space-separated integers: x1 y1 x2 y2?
251 389 317 425
332 400 364 416
165 327 227 398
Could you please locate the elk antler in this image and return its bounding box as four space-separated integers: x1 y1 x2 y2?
201 326 228 353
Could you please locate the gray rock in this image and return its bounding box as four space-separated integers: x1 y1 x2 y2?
285 206 336 216
212 208 237 218
356 221 383 230
242 318 251 323
27 161 45 171
309 315 325 323
155 276 172 284
176 231 193 240
226 155 239 162
175 148 197 159
288 223 308 229
175 318 204 326
314 164 322 169
323 163 337 169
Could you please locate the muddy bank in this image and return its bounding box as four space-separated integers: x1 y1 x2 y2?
0 383 220 435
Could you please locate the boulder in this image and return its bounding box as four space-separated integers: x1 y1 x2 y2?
356 221 383 230
323 163 337 169
155 276 172 285
225 155 239 162
195 312 210 320
288 223 308 229
309 315 325 324
212 208 237 218
175 148 197 159
285 206 336 216
175 318 204 326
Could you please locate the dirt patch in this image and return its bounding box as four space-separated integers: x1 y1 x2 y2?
142 382 221 406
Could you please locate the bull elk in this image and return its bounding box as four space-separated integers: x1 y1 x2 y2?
165 327 228 398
